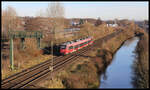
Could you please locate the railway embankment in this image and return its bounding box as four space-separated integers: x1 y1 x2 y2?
1 23 115 80
36 28 137 88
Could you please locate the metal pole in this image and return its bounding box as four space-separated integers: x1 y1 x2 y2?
50 35 53 72
50 21 56 80
50 22 54 73
10 38 14 70
37 38 41 49
51 32 53 71
21 38 25 50
9 17 14 70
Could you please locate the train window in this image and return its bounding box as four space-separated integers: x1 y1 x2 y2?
78 45 80 47
61 45 66 49
89 40 91 43
80 44 82 47
82 43 84 46
69 46 73 49
83 42 85 45
75 45 78 48
86 41 88 44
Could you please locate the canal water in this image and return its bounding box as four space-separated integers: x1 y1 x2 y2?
99 37 139 88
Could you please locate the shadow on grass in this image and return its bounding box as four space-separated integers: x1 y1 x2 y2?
76 54 95 59
42 44 61 56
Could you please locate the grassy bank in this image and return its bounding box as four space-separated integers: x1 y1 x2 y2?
132 30 149 88
36 27 136 88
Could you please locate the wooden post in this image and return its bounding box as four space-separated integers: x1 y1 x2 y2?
10 38 14 70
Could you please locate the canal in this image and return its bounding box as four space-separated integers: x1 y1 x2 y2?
99 37 139 88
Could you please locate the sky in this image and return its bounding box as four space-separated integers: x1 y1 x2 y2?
2 1 149 20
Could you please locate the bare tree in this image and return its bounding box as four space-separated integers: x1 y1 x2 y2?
95 17 103 26
46 2 65 44
46 2 64 18
46 2 65 74
2 6 18 38
36 9 45 17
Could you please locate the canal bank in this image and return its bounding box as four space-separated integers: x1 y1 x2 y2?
99 37 139 88
132 31 149 88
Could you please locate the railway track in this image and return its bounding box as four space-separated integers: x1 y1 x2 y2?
1 30 123 89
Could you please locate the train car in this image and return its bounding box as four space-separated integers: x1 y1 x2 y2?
60 36 93 55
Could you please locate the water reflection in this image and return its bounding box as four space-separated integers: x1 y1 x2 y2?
99 37 139 88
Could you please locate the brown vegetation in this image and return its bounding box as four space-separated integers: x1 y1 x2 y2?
37 21 138 88
95 17 103 26
2 4 148 89
1 3 65 79
132 30 149 88
2 6 22 38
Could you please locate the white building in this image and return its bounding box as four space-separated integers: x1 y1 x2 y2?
107 23 118 27
70 21 80 26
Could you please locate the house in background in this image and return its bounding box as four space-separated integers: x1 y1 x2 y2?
107 23 118 27
70 20 80 26
106 20 118 27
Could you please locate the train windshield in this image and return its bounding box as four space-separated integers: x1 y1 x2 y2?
60 45 66 49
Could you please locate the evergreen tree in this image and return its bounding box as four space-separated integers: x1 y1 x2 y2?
95 17 102 26
79 19 84 25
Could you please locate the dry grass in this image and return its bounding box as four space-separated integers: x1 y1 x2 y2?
61 58 99 88
133 30 149 88
1 38 54 79
39 77 65 88
35 22 139 88
2 19 142 88
37 43 117 88
101 27 135 53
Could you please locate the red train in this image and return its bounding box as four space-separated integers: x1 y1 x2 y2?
60 36 93 55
